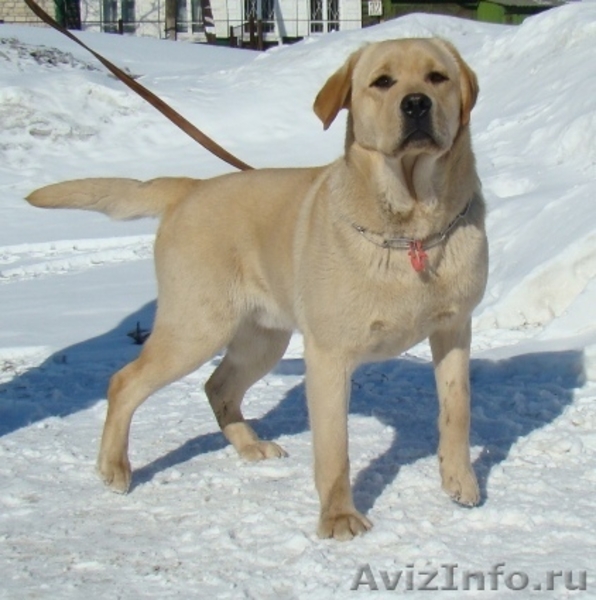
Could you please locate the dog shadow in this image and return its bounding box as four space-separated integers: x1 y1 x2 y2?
0 301 584 513
0 301 157 437
248 350 583 512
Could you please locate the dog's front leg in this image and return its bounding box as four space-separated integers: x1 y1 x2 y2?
429 319 480 506
305 341 372 540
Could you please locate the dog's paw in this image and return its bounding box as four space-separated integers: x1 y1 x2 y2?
238 441 288 462
96 456 131 494
442 467 480 507
317 511 373 541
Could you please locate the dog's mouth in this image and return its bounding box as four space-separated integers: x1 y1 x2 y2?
399 126 438 150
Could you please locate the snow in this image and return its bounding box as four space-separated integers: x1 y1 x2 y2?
1 3 596 597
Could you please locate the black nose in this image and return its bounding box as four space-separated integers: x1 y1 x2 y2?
400 94 432 119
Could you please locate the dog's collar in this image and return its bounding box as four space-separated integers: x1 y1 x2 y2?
351 197 475 273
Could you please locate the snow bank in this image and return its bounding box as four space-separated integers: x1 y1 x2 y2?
1 3 596 598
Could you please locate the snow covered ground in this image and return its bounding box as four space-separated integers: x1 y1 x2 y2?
1 3 596 597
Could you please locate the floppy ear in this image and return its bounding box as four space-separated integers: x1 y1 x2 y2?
457 55 479 127
435 39 479 127
313 48 363 130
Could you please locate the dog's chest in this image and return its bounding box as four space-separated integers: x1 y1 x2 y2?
361 272 458 356
296 201 487 358
345 238 484 359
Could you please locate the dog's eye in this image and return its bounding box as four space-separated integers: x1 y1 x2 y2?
370 75 395 89
428 71 449 84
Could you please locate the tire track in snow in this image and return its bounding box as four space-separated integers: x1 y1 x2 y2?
0 235 154 283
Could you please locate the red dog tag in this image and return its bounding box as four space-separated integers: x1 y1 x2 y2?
408 240 428 272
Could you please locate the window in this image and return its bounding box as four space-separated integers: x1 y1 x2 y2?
191 0 203 33
176 0 188 32
177 0 204 33
102 0 135 33
102 0 118 32
328 0 339 31
244 0 275 33
121 0 135 33
55 0 81 29
310 0 339 33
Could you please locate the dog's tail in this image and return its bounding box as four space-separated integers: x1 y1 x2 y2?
26 177 198 220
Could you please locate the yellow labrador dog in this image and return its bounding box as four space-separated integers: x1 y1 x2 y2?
27 38 488 540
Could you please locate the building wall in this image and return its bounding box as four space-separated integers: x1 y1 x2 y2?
210 0 362 40
80 0 102 31
276 0 307 37
0 0 56 24
75 0 361 41
79 0 165 36
341 0 361 30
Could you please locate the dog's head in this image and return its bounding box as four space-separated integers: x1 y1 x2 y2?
313 38 478 157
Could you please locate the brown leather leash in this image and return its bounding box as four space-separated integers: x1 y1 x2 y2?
23 0 253 171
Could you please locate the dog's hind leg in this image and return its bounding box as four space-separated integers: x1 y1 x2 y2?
97 319 236 493
205 319 291 461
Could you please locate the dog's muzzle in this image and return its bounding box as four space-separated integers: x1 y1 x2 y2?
399 93 436 147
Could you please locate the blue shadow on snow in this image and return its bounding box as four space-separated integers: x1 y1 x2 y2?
0 301 585 512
